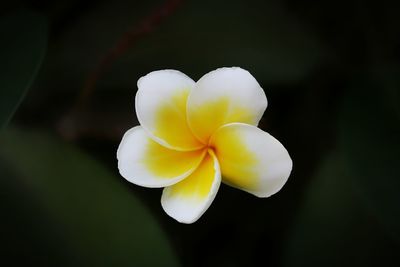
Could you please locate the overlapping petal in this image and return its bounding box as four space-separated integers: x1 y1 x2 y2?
210 123 292 197
136 70 204 151
117 127 205 188
161 150 221 223
118 67 292 223
187 67 268 143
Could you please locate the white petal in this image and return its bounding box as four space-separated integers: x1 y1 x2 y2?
187 67 268 143
210 123 292 197
117 126 205 188
135 70 204 151
161 150 221 223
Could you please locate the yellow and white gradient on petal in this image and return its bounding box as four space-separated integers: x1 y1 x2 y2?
118 67 293 224
117 127 205 188
161 150 221 224
210 123 292 197
135 70 204 151
187 67 268 143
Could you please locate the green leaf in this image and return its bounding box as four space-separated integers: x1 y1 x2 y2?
0 129 179 267
283 153 399 267
0 11 47 128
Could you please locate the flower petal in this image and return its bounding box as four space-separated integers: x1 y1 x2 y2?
161 149 221 223
187 67 268 143
136 70 204 151
210 123 292 197
117 126 205 188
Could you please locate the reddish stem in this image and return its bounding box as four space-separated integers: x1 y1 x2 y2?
59 0 183 140
77 0 183 106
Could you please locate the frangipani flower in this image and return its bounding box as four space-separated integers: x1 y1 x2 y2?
117 67 292 223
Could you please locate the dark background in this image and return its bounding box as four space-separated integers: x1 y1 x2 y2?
0 0 399 266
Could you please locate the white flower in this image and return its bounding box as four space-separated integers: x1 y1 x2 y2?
117 67 292 223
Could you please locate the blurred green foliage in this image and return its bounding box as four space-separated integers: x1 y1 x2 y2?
0 129 179 266
284 152 399 267
0 10 47 128
0 0 399 266
338 80 400 241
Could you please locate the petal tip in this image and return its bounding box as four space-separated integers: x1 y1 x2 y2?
160 150 221 224
137 69 194 89
253 150 293 198
160 194 204 224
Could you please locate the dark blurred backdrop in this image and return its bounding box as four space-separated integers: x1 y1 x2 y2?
0 0 399 266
